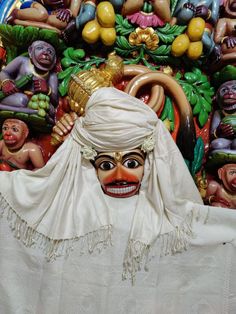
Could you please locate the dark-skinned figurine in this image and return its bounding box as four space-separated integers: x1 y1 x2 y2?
0 40 58 123
209 66 236 165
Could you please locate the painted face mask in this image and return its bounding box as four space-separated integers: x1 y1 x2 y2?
94 149 145 198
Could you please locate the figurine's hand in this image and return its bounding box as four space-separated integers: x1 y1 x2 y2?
1 79 19 96
183 3 196 12
33 78 49 94
56 8 72 23
195 5 209 19
216 122 234 138
223 36 236 49
211 44 221 62
51 112 77 145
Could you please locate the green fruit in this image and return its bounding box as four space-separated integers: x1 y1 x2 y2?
45 95 50 102
38 108 46 117
38 93 47 101
30 101 39 109
31 95 38 101
39 101 47 109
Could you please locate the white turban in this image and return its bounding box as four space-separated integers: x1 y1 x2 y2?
0 87 203 280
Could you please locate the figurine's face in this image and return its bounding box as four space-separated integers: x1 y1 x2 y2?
219 164 236 193
2 119 29 150
94 149 145 198
217 80 236 113
29 41 56 71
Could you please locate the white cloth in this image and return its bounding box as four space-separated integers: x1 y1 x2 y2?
0 87 236 312
0 203 236 314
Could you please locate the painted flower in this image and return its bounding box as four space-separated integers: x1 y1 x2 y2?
129 27 159 51
127 12 165 29
141 135 155 153
81 145 97 160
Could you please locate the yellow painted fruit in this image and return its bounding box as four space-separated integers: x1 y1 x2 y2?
187 41 203 60
97 1 115 28
187 17 205 41
171 34 190 57
100 27 116 46
82 20 100 44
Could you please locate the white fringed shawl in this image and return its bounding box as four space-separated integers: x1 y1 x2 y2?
0 87 203 280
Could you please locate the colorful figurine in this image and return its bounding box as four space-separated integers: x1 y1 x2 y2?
210 74 236 157
213 0 236 70
205 163 236 208
0 40 58 122
0 118 45 170
6 0 81 32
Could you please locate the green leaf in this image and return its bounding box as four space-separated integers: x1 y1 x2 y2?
184 72 197 83
150 45 171 55
191 137 205 175
160 96 175 131
175 72 182 80
116 36 133 50
157 24 186 44
115 14 135 36
193 100 202 115
199 109 209 127
190 92 198 105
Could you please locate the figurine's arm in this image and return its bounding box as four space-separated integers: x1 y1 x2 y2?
205 180 219 204
0 140 3 155
28 143 45 170
214 18 228 44
51 112 77 145
69 0 82 17
210 110 221 138
48 72 59 107
209 0 220 24
0 56 25 81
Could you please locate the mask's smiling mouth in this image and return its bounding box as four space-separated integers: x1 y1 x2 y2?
104 182 140 198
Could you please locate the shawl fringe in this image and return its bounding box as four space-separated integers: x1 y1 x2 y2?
0 194 113 261
122 210 195 284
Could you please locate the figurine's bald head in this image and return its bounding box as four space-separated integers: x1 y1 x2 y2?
28 40 56 72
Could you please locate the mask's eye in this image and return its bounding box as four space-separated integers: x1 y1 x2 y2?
12 127 19 132
99 161 116 171
123 159 141 169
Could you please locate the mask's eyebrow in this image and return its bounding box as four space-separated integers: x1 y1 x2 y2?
122 152 146 160
95 154 115 162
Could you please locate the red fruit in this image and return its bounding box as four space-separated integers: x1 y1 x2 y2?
0 162 12 171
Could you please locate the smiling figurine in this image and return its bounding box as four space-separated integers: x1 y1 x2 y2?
0 118 45 170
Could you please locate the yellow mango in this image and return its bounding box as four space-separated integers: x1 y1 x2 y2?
100 27 116 46
82 20 100 44
187 17 205 41
187 41 203 60
97 1 115 28
171 34 190 57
